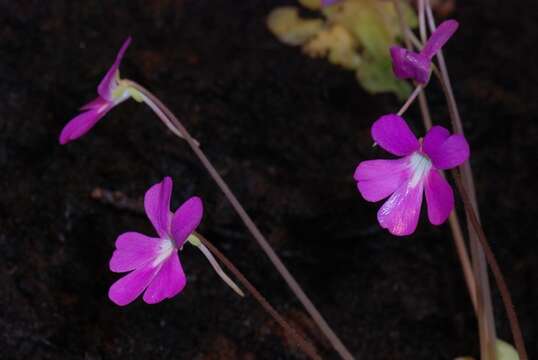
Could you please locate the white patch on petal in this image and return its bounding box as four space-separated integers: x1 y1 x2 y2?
152 238 176 267
97 103 109 113
408 152 432 187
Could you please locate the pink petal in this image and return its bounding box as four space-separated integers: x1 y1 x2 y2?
424 170 454 225
143 253 186 304
144 177 173 238
423 131 470 170
421 20 459 60
108 262 161 306
390 46 431 84
377 178 424 236
371 114 419 156
422 125 450 156
59 105 111 144
97 37 132 101
354 158 411 202
80 96 109 111
109 232 161 273
171 197 203 247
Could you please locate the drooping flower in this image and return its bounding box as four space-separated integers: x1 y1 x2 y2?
108 177 203 305
390 20 459 84
60 37 140 144
354 114 469 236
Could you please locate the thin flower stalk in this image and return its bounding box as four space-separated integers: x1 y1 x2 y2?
121 80 355 360
423 2 498 358
397 85 423 116
393 0 476 312
194 239 244 297
196 233 322 360
60 40 352 359
453 172 528 360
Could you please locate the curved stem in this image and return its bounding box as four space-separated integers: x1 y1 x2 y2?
123 79 355 360
453 173 528 360
195 233 321 360
196 242 245 297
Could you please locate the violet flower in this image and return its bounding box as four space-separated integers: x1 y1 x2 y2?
108 177 203 305
390 20 459 84
60 37 140 144
354 114 469 236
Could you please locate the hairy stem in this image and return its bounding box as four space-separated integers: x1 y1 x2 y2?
424 2 497 358
453 174 528 360
195 233 322 360
123 80 355 360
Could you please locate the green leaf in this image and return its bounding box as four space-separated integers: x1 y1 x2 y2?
496 339 519 360
356 56 411 100
267 7 324 46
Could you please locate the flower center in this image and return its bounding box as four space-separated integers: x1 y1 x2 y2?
152 237 176 267
111 83 131 105
408 152 432 187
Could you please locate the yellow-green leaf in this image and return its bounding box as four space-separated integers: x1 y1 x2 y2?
496 339 519 360
267 7 324 46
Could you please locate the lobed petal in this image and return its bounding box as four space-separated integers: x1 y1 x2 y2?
143 252 186 304
422 125 450 156
108 262 161 306
144 177 173 238
59 105 111 144
171 196 203 247
390 46 431 84
109 232 161 273
371 114 420 156
423 128 470 170
354 158 411 202
421 20 459 60
97 37 132 101
424 170 454 225
377 178 424 236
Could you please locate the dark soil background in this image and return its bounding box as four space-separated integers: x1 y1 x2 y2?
1 0 537 359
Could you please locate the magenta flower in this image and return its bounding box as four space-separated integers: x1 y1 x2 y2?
108 177 203 305
354 114 469 236
390 20 459 84
59 37 135 144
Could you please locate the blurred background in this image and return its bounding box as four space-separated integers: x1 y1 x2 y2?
1 0 537 359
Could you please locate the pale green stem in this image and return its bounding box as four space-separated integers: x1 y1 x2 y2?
187 234 245 297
